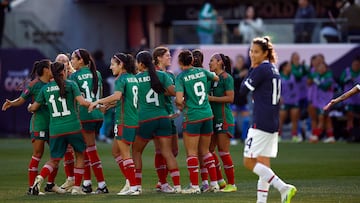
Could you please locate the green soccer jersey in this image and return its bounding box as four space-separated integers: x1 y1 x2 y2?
175 67 215 122
114 73 139 127
136 70 173 121
21 78 50 133
69 67 103 122
36 80 82 136
164 71 175 114
209 71 234 126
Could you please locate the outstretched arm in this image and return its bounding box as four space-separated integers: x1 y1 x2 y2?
323 85 360 110
75 96 91 108
2 97 26 111
88 91 122 112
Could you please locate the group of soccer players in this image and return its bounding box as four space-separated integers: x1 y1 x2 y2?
2 36 308 202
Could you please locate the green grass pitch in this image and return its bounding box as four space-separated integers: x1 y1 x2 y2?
0 139 359 202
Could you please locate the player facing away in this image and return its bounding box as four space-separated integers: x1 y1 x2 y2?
70 48 108 194
132 51 181 194
1 60 65 194
175 50 220 194
28 62 91 195
240 37 297 203
89 53 140 195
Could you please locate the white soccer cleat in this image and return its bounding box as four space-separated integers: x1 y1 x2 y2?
173 185 182 193
71 186 86 195
119 179 130 193
323 136 335 143
60 179 74 192
181 185 201 194
209 184 220 193
47 183 66 194
30 175 44 195
281 184 297 203
117 188 140 196
160 183 175 193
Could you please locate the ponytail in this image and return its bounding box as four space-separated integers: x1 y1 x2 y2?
51 62 66 98
136 51 165 93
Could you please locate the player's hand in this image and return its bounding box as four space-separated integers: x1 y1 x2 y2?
323 100 335 111
169 110 181 119
88 102 97 112
1 99 12 111
27 103 34 113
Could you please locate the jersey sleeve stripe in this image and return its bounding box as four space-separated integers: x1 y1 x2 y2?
245 80 255 91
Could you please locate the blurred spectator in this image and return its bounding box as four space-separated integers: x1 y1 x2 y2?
339 55 360 132
294 0 316 43
234 5 264 44
197 2 217 44
309 62 335 143
93 49 113 143
0 0 10 47
307 54 325 138
278 61 302 142
319 0 346 43
338 0 360 42
290 52 309 140
231 54 250 142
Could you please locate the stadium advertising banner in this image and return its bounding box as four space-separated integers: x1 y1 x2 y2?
0 49 45 137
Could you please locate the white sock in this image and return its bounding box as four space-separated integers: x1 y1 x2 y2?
253 163 286 192
67 176 74 181
257 177 270 203
98 181 106 189
83 180 92 187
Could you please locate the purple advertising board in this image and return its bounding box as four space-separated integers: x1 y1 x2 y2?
0 49 46 137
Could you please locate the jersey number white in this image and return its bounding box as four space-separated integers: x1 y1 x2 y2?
272 78 281 105
132 86 138 108
49 94 71 117
194 81 206 105
146 89 159 106
81 81 100 102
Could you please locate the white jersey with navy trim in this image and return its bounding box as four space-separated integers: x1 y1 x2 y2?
240 61 281 133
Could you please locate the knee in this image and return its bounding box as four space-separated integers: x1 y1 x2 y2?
243 158 255 171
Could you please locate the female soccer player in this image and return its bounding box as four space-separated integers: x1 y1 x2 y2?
70 48 108 193
56 53 75 77
88 53 139 195
240 37 297 203
55 53 76 191
28 62 90 195
175 50 219 194
1 60 64 194
152 46 179 192
132 51 181 194
208 53 236 192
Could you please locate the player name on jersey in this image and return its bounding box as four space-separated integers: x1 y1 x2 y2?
126 77 138 83
137 76 150 83
46 85 60 92
77 73 93 80
184 72 205 82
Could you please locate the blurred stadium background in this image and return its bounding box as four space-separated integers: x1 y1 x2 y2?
1 0 360 137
